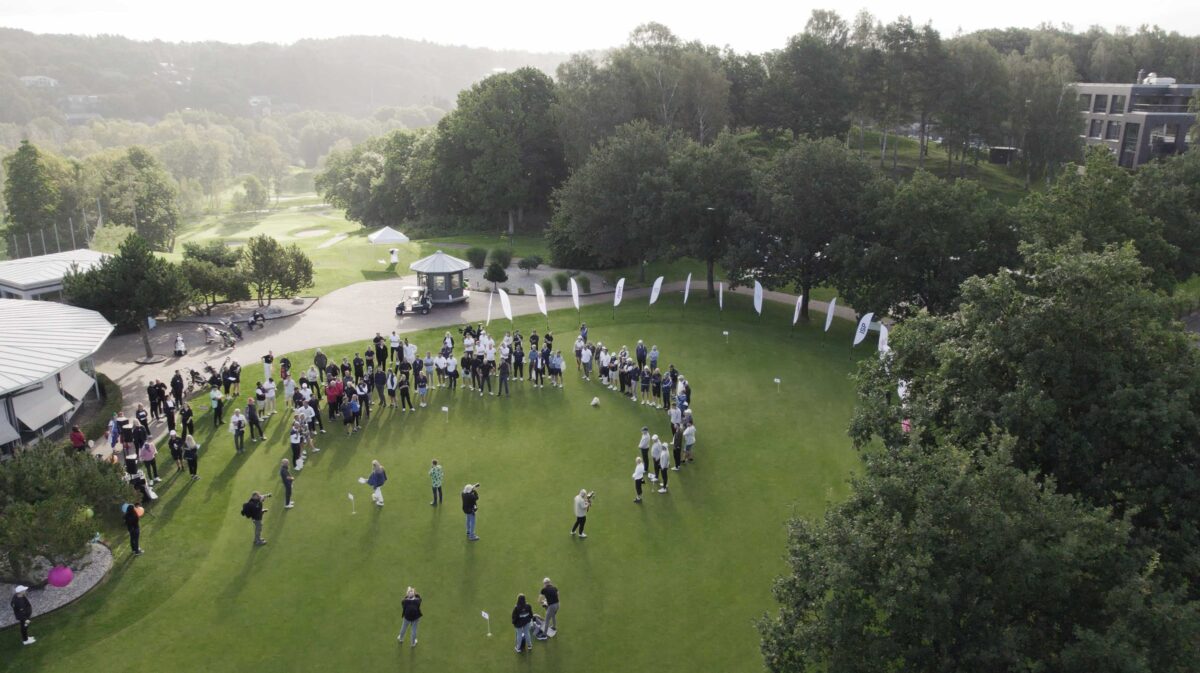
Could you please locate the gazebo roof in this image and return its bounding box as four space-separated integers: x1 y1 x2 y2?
410 250 470 274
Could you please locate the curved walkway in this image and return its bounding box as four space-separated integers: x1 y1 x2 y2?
0 543 113 629
93 274 856 408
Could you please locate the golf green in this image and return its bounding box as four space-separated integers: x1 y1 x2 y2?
1 295 865 672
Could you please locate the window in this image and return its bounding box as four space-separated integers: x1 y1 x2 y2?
1089 119 1103 138
1093 94 1109 112
1110 94 1127 113
433 274 447 291
1078 94 1092 111
1120 123 1141 167
1105 121 1122 140
450 273 462 290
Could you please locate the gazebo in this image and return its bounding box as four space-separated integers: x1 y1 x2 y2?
409 250 470 304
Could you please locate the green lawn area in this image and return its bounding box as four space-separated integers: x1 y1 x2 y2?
421 232 551 261
1 295 865 673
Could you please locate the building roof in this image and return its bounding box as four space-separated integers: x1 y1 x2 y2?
0 249 109 291
0 299 113 396
410 250 470 274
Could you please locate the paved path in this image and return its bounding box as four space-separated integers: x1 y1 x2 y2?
93 275 855 410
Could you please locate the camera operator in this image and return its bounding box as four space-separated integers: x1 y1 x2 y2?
241 491 272 546
462 483 481 541
570 489 594 539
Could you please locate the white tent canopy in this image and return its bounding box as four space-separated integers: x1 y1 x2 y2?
367 226 410 245
410 250 471 274
12 384 72 431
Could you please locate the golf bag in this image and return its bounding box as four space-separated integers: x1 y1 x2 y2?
530 614 550 641
218 330 236 349
222 319 244 341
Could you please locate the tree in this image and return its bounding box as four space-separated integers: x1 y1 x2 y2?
760 443 1200 673
828 171 1018 318
0 445 128 585
761 15 854 140
99 147 181 251
483 261 508 290
181 240 249 315
2 140 59 242
1004 53 1081 188
240 234 313 306
551 54 638 168
1019 147 1176 288
723 138 874 319
63 234 190 360
850 243 1200 588
1132 149 1200 281
517 256 542 274
232 175 269 212
547 121 675 274
665 131 754 297
940 37 1009 176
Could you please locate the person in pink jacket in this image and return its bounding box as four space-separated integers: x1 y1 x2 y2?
138 440 160 483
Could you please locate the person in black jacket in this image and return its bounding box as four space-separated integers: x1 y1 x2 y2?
397 586 422 647
462 484 480 541
540 578 560 637
179 401 195 437
124 503 143 555
512 594 534 653
242 491 269 546
170 371 185 405
11 586 34 645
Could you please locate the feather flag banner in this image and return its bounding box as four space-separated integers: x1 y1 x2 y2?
824 297 838 332
533 282 548 317
853 312 876 346
792 295 804 326
570 276 580 311
683 273 692 304
718 282 724 310
649 276 664 305
486 291 493 326
614 278 625 307
753 281 764 315
878 323 890 353
498 288 513 322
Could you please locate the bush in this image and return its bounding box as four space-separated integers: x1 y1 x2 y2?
517 288 526 295
554 271 570 292
540 278 554 296
517 256 542 274
577 275 592 293
465 247 488 269
489 248 514 269
483 261 508 289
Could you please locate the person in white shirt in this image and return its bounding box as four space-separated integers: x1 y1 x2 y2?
485 344 496 364
570 489 591 538
434 354 447 387
284 377 296 411
683 421 697 463
405 341 418 364
442 331 454 352
637 427 651 475
649 436 663 484
656 443 671 493
263 379 277 416
669 404 683 435
464 335 476 357
499 343 510 364
446 357 458 391
580 345 593 380
300 383 312 403
574 336 585 371
390 332 402 361
632 457 646 502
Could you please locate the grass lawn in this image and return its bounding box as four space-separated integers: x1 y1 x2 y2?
0 295 866 673
421 233 552 262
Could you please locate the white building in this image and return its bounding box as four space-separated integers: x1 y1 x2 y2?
0 249 108 301
0 299 113 451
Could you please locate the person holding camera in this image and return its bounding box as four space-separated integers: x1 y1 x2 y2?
462 483 480 541
570 489 592 538
241 491 270 546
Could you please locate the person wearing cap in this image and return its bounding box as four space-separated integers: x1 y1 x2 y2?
124 502 144 555
11 585 34 645
649 435 663 484
657 442 671 493
229 408 247 453
539 578 560 636
637 427 651 473
243 492 269 546
167 430 185 473
397 586 422 647
462 484 480 541
632 456 646 502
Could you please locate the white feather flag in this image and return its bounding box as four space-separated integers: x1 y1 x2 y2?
683 273 692 304
649 276 664 305
853 312 875 346
498 288 513 321
486 291 493 326
824 297 838 332
792 295 803 326
613 278 625 307
533 282 548 317
753 280 764 315
570 276 580 311
718 282 724 310
878 323 890 353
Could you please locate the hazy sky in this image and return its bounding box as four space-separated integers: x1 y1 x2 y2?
3 0 1199 53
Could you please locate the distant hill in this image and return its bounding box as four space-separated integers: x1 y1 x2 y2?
0 29 570 123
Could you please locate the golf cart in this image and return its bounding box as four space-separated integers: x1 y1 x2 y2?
396 286 433 316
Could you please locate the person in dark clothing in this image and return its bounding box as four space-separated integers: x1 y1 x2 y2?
147 383 161 421
513 343 525 381
498 359 511 397
512 594 534 653
479 359 494 396
308 397 325 433
373 367 388 406
314 349 329 382
373 333 388 370
11 586 34 645
125 503 143 555
168 430 185 472
280 459 295 508
179 402 195 437
462 484 480 540
135 404 151 433
163 396 177 432
540 579 560 636
246 398 265 441
398 587 422 647
170 371 185 404
353 354 365 380
183 435 200 480
242 492 269 545
398 374 413 412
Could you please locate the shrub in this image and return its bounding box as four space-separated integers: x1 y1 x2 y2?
465 247 488 269
540 278 554 296
517 256 542 274
517 288 526 295
554 271 570 291
489 248 514 269
483 261 508 289
577 275 592 293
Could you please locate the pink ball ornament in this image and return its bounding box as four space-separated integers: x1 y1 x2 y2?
47 565 74 588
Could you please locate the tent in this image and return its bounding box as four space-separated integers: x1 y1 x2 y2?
368 226 410 245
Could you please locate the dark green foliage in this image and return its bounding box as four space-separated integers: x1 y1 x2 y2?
2 140 58 238
760 443 1200 673
240 235 314 306
488 247 513 268
465 247 487 269
1131 150 1200 282
98 147 181 251
539 277 554 296
554 271 570 291
483 261 508 289
517 256 542 274
576 275 591 293
0 444 128 584
79 374 123 442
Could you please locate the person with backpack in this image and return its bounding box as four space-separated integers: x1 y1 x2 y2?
397 587 422 647
512 594 535 653
241 491 270 546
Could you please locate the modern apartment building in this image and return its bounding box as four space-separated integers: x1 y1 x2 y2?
1077 73 1198 168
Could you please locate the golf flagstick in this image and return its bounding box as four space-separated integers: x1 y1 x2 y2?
348 492 356 514
482 610 492 636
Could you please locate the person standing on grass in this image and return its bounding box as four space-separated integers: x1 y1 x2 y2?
168 430 185 473
210 386 225 427
263 351 274 381
263 379 277 417
513 342 525 382
660 373 672 411
163 396 177 433
580 344 592 380
230 408 247 453
11 586 34 646
375 332 389 370
669 402 682 438
125 502 144 555
570 489 591 538
446 355 459 391
649 435 663 484
636 340 647 370
247 397 265 442
672 424 684 471
398 373 414 412
632 456 646 502
397 587 422 647
429 459 444 506
136 403 150 433
540 579 560 636
386 368 398 408
390 332 402 362
280 459 295 509
357 379 371 420
683 421 697 463
498 358 511 397
366 460 388 506
289 425 304 468
139 438 160 483
529 348 543 388
512 594 534 653
657 442 671 493
416 369 429 407
637 427 651 478
242 491 269 546
184 435 201 480
179 400 195 436
374 367 387 407
308 396 326 435
462 484 480 541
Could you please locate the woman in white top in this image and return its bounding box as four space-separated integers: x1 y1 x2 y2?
632 457 646 502
649 436 663 484
284 377 296 411
683 421 697 463
263 379 277 416
464 335 475 357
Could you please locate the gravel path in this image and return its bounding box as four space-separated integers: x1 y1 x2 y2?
0 543 113 629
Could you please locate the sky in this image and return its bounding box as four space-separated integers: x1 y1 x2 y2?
2 0 1199 53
